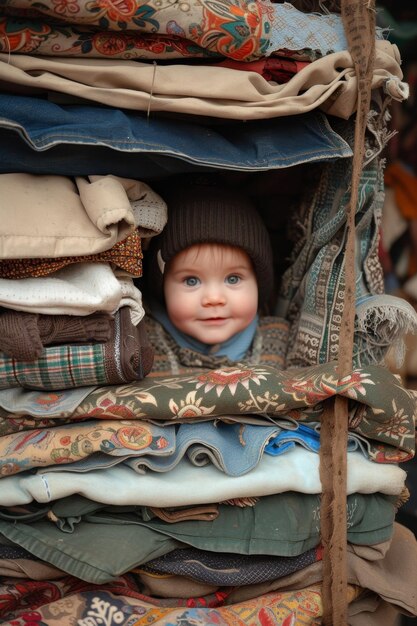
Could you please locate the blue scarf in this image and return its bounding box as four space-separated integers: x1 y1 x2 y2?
150 299 258 361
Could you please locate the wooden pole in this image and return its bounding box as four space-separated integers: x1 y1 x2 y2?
319 1 376 624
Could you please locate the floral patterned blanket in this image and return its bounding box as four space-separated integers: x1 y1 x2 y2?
0 362 415 464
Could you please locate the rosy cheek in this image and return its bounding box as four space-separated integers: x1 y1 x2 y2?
169 296 195 321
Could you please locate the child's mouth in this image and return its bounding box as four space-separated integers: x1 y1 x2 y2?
201 317 227 324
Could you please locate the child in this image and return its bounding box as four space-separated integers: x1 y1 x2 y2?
144 185 289 376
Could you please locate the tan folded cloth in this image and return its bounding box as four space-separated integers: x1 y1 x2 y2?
149 505 219 523
227 523 417 617
0 173 164 260
0 40 405 121
0 174 135 258
0 558 66 580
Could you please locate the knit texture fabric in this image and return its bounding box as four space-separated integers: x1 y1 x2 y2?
145 314 289 377
147 185 274 306
0 311 113 361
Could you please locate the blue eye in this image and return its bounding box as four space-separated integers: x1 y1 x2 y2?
226 275 240 285
184 276 200 287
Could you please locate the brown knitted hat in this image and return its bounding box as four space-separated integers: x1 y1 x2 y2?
147 185 274 306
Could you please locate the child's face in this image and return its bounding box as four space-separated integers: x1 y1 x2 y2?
164 243 258 345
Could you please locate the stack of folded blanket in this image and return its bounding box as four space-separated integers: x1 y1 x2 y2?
0 2 415 625
0 361 416 624
0 173 169 390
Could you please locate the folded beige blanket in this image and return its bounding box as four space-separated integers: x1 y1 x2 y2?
0 173 166 259
0 41 406 121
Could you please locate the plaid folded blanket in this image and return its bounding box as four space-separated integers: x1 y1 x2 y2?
0 307 153 390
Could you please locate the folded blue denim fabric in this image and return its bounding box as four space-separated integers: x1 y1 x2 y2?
0 94 352 176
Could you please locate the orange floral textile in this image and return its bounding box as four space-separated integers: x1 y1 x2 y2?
0 0 272 62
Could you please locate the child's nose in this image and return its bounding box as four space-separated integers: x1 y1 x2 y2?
202 285 226 306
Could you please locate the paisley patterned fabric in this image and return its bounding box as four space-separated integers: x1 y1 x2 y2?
0 0 365 63
0 19 217 60
0 0 272 61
